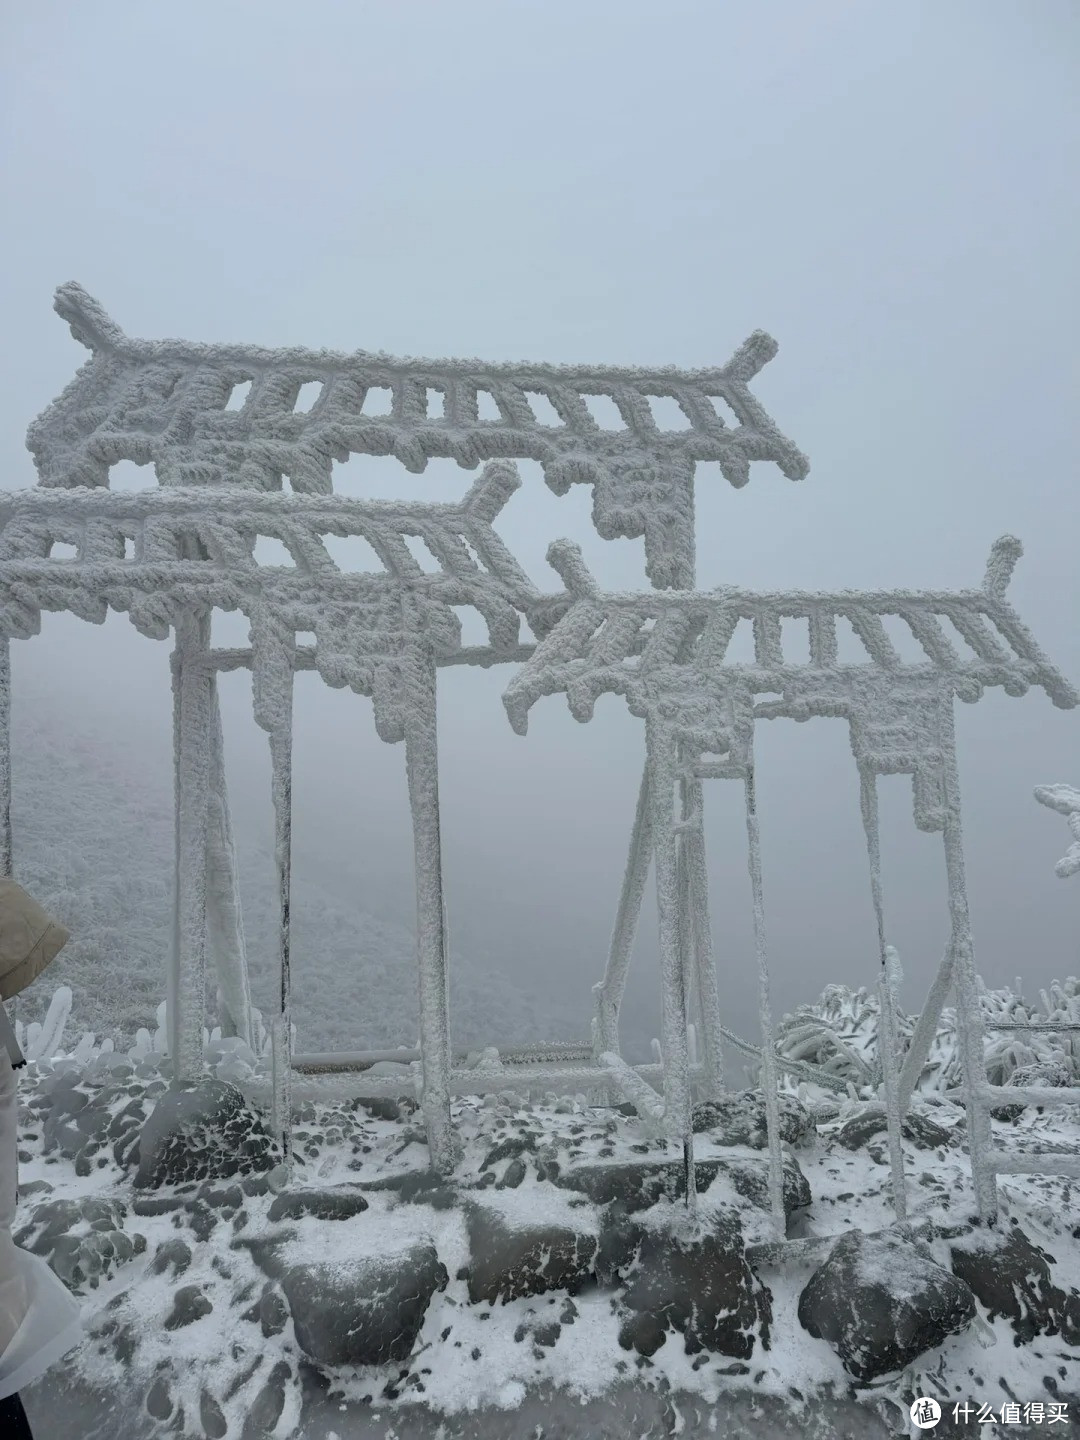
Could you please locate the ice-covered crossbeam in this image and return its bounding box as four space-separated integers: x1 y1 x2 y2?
502 535 1079 734
28 284 808 588
0 460 530 594
0 464 562 741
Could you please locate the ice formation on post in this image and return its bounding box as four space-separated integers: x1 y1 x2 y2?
503 535 1078 1224
0 637 10 881
205 695 253 1050
1034 783 1080 878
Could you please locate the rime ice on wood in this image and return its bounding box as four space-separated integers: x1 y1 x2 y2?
10 282 1074 1223
1034 784 1080 878
29 284 807 589
5 284 807 1178
0 461 548 1172
205 695 253 1049
502 536 1078 1225
170 609 213 1083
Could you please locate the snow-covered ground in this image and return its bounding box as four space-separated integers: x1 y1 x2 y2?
10 1011 1080 1440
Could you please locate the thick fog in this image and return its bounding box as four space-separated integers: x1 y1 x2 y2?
1 1 1078 1059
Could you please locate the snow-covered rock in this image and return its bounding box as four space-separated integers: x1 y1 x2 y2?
14 1194 146 1292
280 1242 447 1366
239 1283 288 1339
834 1105 955 1152
10 1041 1080 1434
557 1153 812 1223
798 1229 976 1380
265 1185 369 1223
133 1080 278 1188
466 1193 600 1303
602 1205 773 1359
950 1223 1080 1346
692 1089 815 1147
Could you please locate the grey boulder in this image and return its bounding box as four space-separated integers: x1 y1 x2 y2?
134 1081 278 1189
950 1223 1080 1346
557 1154 810 1224
835 1107 955 1152
466 1202 599 1304
266 1187 369 1223
798 1229 976 1380
602 1206 773 1359
692 1090 815 1148
280 1242 447 1367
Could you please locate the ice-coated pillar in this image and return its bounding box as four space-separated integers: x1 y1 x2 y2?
645 717 693 1166
743 764 786 1238
205 689 254 1049
170 610 213 1082
0 638 11 881
680 770 724 1100
403 641 456 1175
267 720 293 1169
936 709 998 1220
592 763 653 1065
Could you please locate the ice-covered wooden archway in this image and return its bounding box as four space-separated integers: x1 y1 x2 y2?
5 283 1073 1231
2 284 806 1179
502 536 1079 1226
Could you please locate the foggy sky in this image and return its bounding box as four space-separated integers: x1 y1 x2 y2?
2 0 1079 1051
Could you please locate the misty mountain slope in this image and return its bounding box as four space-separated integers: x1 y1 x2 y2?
8 706 594 1052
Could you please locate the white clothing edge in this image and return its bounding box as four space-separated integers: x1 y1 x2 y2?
0 1247 85 1400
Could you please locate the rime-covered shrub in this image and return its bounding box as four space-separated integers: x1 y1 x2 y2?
768 976 1080 1098
14 973 1078 1107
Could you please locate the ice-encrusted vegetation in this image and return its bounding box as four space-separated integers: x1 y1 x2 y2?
18 975 1080 1098
770 976 1080 1100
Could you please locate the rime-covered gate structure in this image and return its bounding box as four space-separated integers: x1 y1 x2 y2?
504 538 1078 1222
2 285 1075 1232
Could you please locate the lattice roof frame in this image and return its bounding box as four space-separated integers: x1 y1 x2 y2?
503 534 1078 823
0 461 561 742
28 284 809 588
